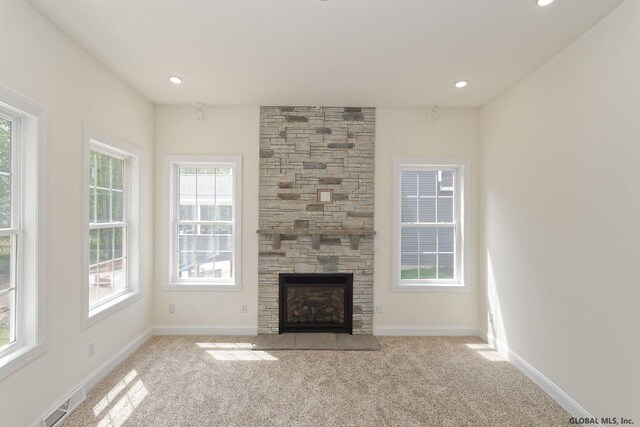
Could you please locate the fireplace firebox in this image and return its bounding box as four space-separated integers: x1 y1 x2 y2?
279 273 353 334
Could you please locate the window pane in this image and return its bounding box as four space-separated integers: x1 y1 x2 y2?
96 152 111 188
400 252 419 280
89 226 123 307
418 171 437 197
112 158 124 190
178 224 196 278
113 257 127 293
200 224 214 235
419 253 437 279
96 189 110 222
0 175 10 228
438 253 454 279
0 235 13 292
179 169 196 195
437 197 453 223
88 264 99 306
0 118 11 174
401 197 417 223
112 191 123 222
197 168 216 197
213 224 233 252
216 205 233 221
95 260 114 302
216 170 233 200
401 171 417 198
0 289 15 348
88 226 127 306
89 151 97 186
438 170 454 196
419 227 437 253
89 229 99 265
114 227 124 259
178 251 197 279
438 227 455 253
180 205 196 221
89 188 96 223
400 227 418 253
418 198 436 222
200 205 215 221
99 228 114 263
211 251 232 279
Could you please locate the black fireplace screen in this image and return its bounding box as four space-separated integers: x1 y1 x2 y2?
279 273 353 334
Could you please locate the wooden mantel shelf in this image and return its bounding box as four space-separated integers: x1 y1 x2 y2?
256 228 375 250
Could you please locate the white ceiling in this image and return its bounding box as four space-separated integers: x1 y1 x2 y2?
27 0 622 107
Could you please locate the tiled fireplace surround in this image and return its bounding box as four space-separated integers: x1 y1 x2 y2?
258 106 375 334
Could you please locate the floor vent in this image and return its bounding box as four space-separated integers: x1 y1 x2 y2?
38 386 86 427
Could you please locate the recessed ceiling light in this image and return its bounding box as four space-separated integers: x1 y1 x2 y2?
455 80 468 88
169 76 183 85
537 0 555 6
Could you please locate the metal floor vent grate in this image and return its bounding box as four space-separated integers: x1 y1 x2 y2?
39 386 86 427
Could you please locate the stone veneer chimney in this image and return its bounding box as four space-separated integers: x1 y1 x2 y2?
258 106 375 334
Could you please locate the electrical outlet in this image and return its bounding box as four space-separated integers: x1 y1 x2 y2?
375 304 383 314
241 303 248 314
88 342 95 357
169 304 175 314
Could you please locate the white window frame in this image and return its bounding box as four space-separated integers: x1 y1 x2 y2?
392 158 470 292
163 155 242 291
82 127 142 329
0 86 48 382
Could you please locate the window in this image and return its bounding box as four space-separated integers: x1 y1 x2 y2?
84 128 141 327
88 149 128 308
0 86 47 381
393 158 469 291
0 112 19 352
165 156 242 290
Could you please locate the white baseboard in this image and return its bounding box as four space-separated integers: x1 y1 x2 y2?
481 330 597 425
374 325 481 336
152 325 258 336
31 327 153 427
83 327 154 391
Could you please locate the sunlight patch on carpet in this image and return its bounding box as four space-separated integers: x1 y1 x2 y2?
196 342 278 361
90 369 149 427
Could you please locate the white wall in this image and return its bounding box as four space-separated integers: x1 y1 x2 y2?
375 109 480 332
153 106 260 329
0 1 154 426
153 106 480 333
480 0 639 420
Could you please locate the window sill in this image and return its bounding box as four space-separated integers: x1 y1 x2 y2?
0 341 48 382
83 291 142 330
392 283 469 293
162 283 243 292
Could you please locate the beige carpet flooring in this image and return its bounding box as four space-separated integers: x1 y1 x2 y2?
62 336 571 427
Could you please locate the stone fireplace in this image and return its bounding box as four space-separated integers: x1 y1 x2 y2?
258 106 375 335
